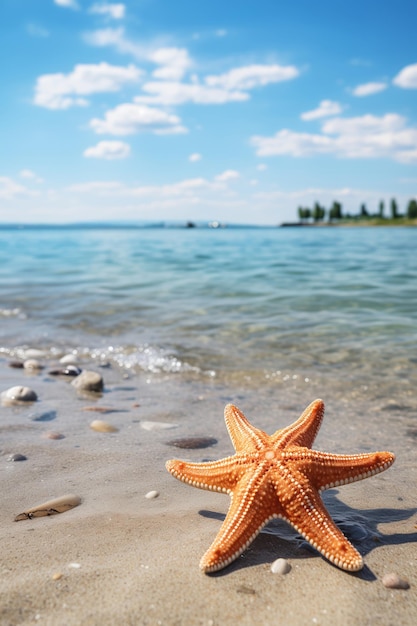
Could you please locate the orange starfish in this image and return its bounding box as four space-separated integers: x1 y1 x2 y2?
166 399 395 573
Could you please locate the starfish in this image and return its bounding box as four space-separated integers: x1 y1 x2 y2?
166 399 395 573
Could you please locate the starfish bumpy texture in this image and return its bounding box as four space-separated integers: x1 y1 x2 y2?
166 399 395 573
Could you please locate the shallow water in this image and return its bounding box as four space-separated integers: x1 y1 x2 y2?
1 225 417 429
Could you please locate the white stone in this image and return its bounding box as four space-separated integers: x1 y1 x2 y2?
24 359 43 370
270 558 291 575
1 385 38 405
145 490 160 499
60 354 79 365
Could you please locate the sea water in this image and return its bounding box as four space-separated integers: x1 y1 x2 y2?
1 224 416 379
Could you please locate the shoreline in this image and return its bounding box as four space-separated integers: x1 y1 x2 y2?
1 356 416 625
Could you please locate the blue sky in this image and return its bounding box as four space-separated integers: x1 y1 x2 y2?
1 0 417 224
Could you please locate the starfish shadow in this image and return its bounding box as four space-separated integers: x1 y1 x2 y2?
199 491 417 578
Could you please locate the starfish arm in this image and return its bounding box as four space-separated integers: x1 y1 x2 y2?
200 467 281 573
296 449 396 491
276 479 364 571
165 456 243 494
272 399 325 449
224 404 267 453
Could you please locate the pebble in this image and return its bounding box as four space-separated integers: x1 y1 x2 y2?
271 558 291 575
8 360 24 369
145 490 159 499
23 349 46 360
1 386 38 406
29 410 57 422
42 431 65 440
59 354 79 365
141 421 178 431
71 370 104 392
14 494 81 521
166 436 218 449
382 573 410 589
90 419 118 433
49 365 82 377
52 572 63 581
82 406 115 413
23 359 43 371
7 453 27 462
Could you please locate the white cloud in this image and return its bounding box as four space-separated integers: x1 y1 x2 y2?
135 81 248 105
256 163 267 171
352 82 387 97
251 113 417 162
54 0 79 9
34 62 142 109
215 170 240 182
19 169 44 183
89 3 126 19
189 153 202 162
0 177 37 199
393 63 417 89
205 64 299 90
83 140 131 159
215 29 228 37
90 103 187 135
149 48 192 81
301 100 342 121
66 181 124 193
84 27 145 59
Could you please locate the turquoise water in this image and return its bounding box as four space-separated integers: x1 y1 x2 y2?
1 226 417 402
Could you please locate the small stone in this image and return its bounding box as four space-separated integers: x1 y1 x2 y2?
1 386 38 406
42 431 65 440
49 365 82 377
141 421 178 431
59 354 79 365
29 410 57 422
82 406 114 413
23 359 43 371
71 370 103 392
68 562 81 569
23 349 46 360
7 453 27 462
145 490 159 499
52 572 63 581
166 436 217 449
382 573 410 589
271 558 291 575
90 419 118 433
8 360 24 369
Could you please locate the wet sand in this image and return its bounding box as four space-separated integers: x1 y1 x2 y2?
1 359 416 625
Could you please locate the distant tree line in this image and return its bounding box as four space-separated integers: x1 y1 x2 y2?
297 198 417 223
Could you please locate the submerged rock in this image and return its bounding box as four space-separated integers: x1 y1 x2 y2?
1 386 38 406
59 354 79 365
49 365 82 377
71 370 103 392
23 359 43 371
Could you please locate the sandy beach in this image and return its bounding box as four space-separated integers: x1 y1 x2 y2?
1 356 416 626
